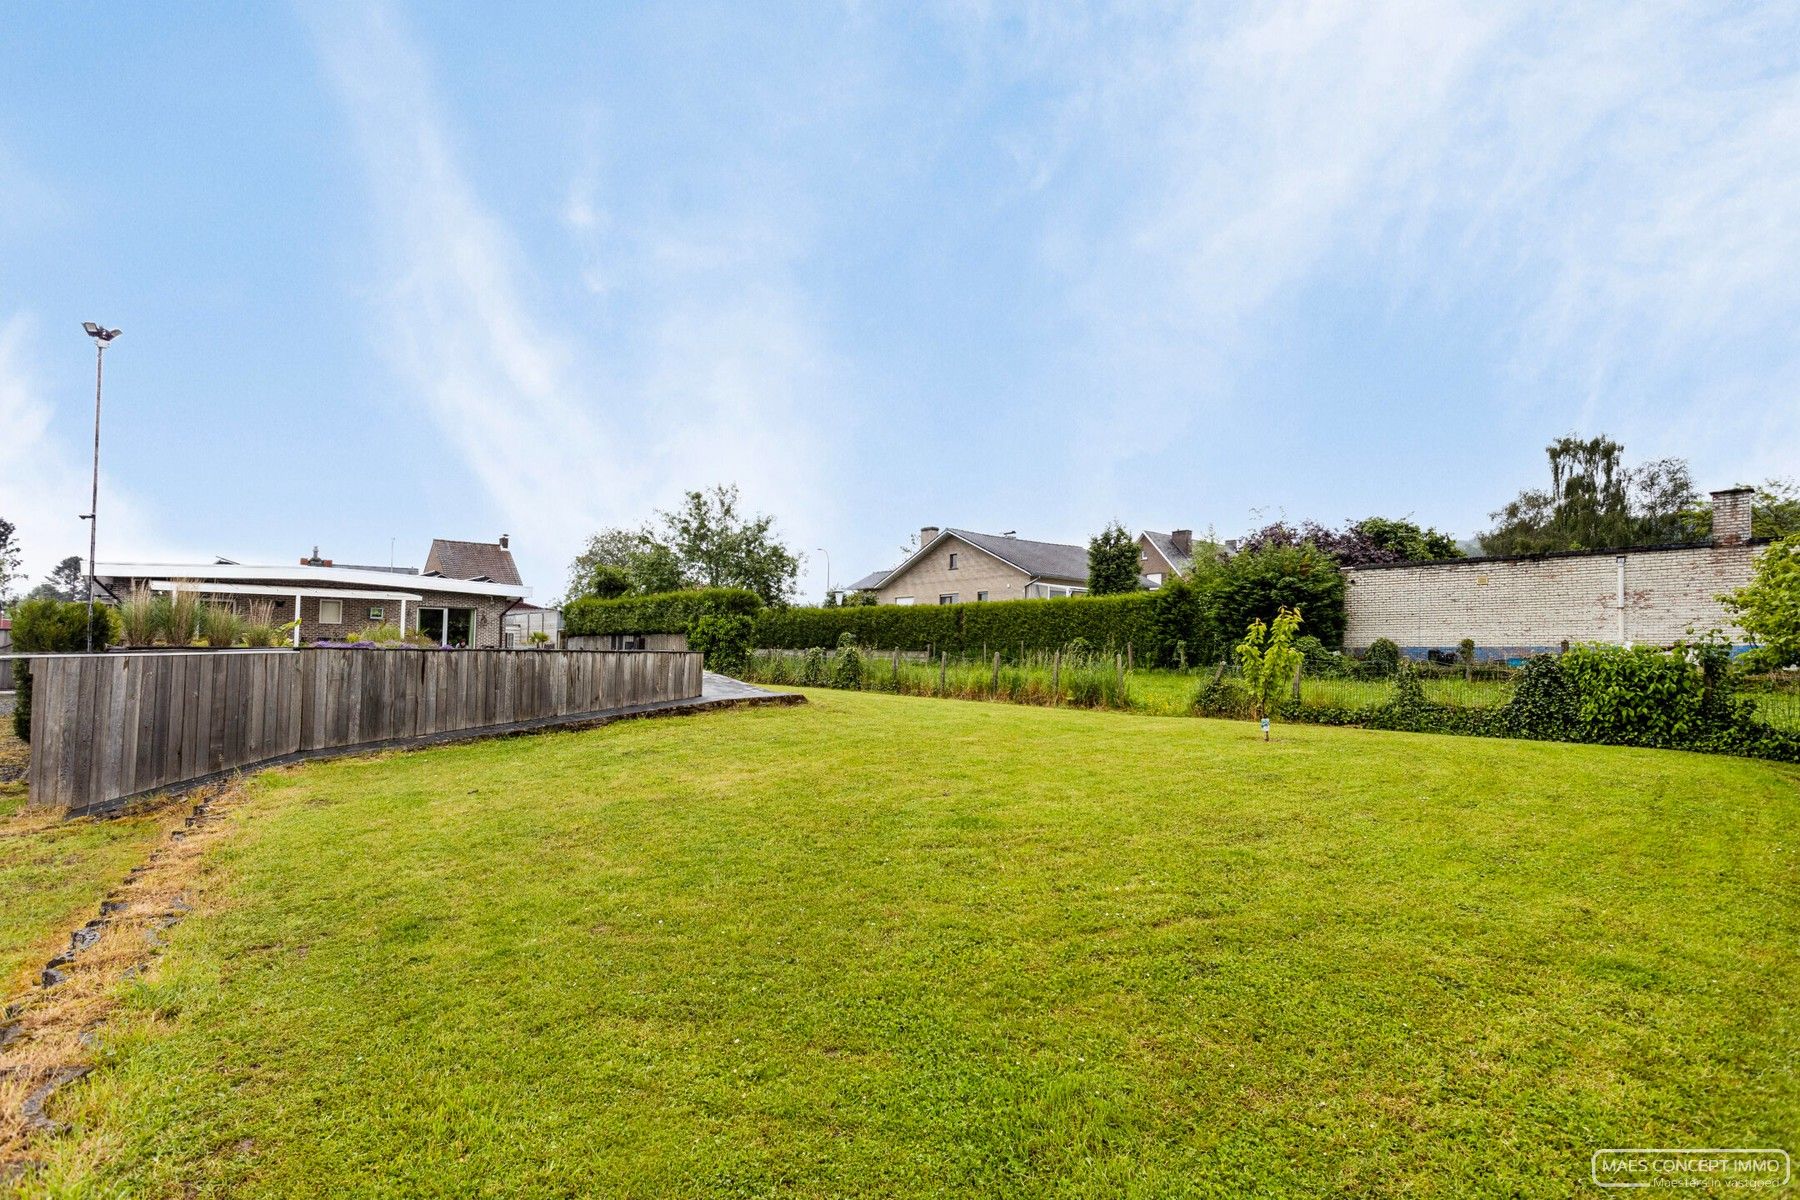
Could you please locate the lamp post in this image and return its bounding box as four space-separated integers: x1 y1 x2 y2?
80 322 121 652
816 547 831 604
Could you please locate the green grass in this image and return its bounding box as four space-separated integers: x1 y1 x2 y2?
27 691 1800 1197
1748 686 1800 732
0 731 170 995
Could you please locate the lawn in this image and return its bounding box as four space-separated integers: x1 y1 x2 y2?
0 730 172 995
20 690 1800 1197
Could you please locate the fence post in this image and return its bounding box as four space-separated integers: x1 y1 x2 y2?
939 651 947 695
1051 649 1061 704
1115 653 1123 694
1126 642 1133 672
1291 661 1302 703
991 652 1001 695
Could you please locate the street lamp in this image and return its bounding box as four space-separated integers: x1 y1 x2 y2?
816 547 831 604
80 323 121 652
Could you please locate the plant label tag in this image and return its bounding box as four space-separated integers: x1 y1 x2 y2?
1260 718 1270 734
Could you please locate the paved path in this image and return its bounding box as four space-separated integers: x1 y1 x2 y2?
700 673 798 704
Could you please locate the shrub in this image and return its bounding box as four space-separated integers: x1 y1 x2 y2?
830 641 864 690
1499 655 1581 741
165 587 202 647
801 646 829 686
1561 643 1704 747
119 586 160 647
1720 533 1800 668
1362 638 1401 678
10 598 121 741
689 612 754 675
1194 665 1254 718
564 588 763 637
198 603 244 648
1209 543 1346 648
1147 576 1207 667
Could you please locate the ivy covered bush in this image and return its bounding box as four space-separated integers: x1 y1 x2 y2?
1559 643 1706 747
688 612 755 675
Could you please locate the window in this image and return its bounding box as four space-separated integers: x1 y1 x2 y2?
894 597 915 606
938 593 958 605
948 552 959 570
318 599 343 625
367 605 385 622
976 591 988 602
1146 573 1163 587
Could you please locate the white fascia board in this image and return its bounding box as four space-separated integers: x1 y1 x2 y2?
147 581 426 602
97 562 530 599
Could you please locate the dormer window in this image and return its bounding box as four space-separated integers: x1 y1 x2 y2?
948 552 959 570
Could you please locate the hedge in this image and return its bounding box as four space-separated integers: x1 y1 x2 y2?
562 588 763 637
752 591 1184 661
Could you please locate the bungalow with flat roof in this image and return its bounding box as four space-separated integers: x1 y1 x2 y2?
97 535 530 647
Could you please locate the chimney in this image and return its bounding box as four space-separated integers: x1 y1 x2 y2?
301 545 331 567
1711 487 1754 546
1170 529 1193 556
499 533 510 549
920 526 940 546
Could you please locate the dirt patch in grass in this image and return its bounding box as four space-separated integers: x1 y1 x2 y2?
0 781 244 1181
0 729 27 788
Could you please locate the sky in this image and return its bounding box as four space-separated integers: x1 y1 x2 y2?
3 1 1798 604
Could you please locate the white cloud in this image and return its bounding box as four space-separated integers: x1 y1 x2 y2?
304 3 839 593
976 0 1800 511
0 314 188 594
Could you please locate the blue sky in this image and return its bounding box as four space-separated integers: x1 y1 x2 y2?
4 2 1798 602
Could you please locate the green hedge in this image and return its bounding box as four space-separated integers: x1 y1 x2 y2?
753 591 1194 662
562 588 763 637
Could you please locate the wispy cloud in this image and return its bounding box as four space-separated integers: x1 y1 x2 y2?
969 0 1800 514
304 3 838 590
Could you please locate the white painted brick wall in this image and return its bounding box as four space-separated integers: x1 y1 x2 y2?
1342 543 1761 651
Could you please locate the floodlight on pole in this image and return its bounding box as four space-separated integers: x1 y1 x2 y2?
81 323 121 652
817 547 831 602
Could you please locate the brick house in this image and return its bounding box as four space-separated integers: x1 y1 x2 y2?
97 536 530 647
1137 530 1196 587
850 527 1093 605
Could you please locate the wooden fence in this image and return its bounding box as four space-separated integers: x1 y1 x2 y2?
25 648 703 815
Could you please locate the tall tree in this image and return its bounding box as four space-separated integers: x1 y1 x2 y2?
30 556 87 603
1086 521 1141 595
1480 435 1699 554
565 528 691 601
657 485 801 606
0 517 19 607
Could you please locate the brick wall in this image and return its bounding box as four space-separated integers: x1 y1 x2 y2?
1342 542 1762 655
